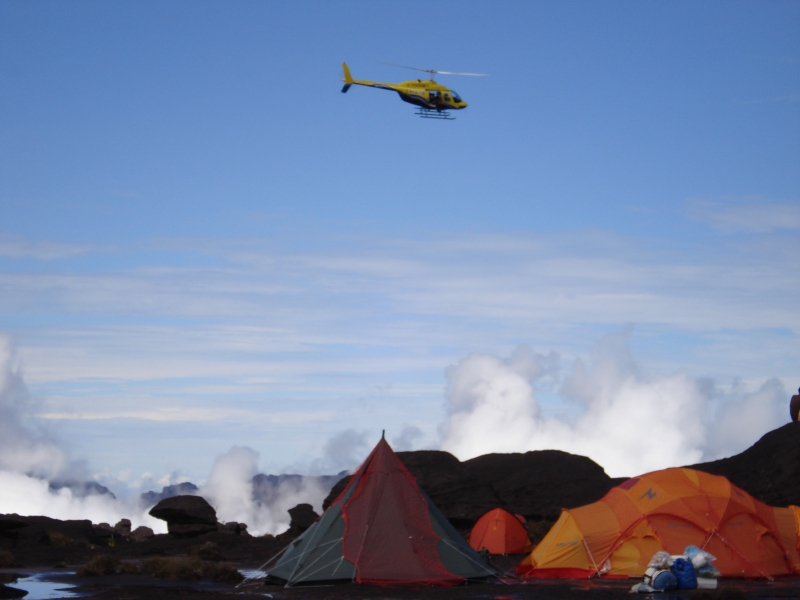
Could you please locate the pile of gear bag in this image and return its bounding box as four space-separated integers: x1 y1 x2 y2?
632 546 720 593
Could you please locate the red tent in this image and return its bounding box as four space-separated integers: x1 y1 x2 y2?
469 508 532 555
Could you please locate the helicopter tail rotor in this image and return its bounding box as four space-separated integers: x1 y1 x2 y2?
341 62 354 93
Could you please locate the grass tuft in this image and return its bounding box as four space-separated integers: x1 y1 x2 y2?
189 541 224 562
77 554 120 576
0 551 13 568
141 557 243 583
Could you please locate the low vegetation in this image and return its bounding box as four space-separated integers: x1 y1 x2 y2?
188 541 224 562
141 557 244 584
77 554 120 576
0 551 13 568
76 554 243 584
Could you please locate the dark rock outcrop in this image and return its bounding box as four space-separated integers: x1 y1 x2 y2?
689 421 800 507
218 522 249 536
288 503 319 532
276 503 320 541
114 519 131 536
148 495 218 538
130 526 154 541
323 449 622 527
464 450 626 523
0 514 107 547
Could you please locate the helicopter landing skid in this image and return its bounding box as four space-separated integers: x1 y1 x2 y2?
415 108 455 120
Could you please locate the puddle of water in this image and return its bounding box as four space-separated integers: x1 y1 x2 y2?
7 572 83 599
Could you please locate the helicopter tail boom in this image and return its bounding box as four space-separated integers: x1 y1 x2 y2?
341 62 354 93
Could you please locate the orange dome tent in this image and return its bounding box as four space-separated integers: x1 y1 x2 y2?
517 468 800 579
469 508 532 555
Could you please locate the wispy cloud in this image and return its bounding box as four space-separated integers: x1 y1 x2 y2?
2 226 797 476
687 197 800 233
36 407 337 423
0 232 100 260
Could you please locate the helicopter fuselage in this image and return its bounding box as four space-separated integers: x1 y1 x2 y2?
341 64 467 112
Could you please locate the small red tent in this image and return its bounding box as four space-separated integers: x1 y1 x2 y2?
469 508 532 555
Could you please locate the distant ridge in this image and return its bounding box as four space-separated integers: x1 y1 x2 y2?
140 472 348 507
140 482 199 506
689 421 800 507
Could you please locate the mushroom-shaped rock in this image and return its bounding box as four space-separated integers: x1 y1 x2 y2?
148 495 218 538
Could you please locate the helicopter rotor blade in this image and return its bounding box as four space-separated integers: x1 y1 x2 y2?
430 70 488 76
381 62 488 76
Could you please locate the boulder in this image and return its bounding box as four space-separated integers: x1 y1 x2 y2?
275 504 320 542
130 526 154 541
288 504 319 532
217 522 249 536
148 495 217 525
114 519 131 536
91 525 115 544
148 495 218 539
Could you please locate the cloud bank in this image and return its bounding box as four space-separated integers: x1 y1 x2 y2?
440 330 788 477
0 335 328 535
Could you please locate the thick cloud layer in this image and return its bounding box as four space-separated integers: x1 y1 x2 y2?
0 329 791 531
0 334 165 530
0 335 73 479
200 446 328 536
440 330 788 477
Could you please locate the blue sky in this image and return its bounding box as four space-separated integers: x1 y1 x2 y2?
1 1 798 487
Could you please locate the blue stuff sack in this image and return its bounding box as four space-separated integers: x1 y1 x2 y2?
651 569 678 591
671 557 698 589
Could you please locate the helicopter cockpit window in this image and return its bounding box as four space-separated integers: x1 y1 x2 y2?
451 90 462 102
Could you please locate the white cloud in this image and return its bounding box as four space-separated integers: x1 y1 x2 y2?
36 408 337 424
0 232 98 260
0 227 796 477
688 198 800 233
439 332 789 478
199 446 330 536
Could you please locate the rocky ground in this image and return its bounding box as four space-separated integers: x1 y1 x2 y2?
2 423 800 598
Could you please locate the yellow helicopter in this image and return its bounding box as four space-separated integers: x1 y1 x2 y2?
341 62 486 120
